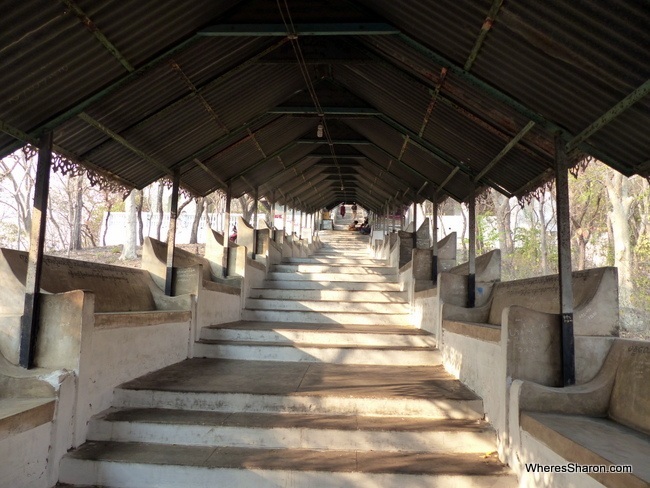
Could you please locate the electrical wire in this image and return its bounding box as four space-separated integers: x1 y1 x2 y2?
276 0 347 203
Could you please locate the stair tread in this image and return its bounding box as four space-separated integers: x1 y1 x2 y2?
204 321 431 335
197 339 436 351
66 441 509 476
118 358 478 402
97 408 490 433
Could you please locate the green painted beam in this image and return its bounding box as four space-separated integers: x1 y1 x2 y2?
226 141 299 183
565 79 650 152
78 113 172 176
0 35 202 159
464 0 503 71
475 120 536 181
392 32 630 174
60 0 134 72
198 23 400 37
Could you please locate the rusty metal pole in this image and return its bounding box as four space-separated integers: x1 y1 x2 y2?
432 193 439 280
468 181 476 308
412 202 418 248
282 202 288 239
19 132 53 369
165 169 180 296
252 186 259 259
223 183 232 277
555 133 576 386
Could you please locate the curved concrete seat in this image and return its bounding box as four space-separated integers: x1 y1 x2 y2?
512 338 650 488
443 266 618 337
0 247 183 314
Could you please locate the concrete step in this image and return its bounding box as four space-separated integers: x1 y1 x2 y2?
245 298 410 314
266 272 397 283
248 288 407 302
87 408 496 453
241 309 412 325
272 264 396 275
260 280 403 291
283 257 384 265
60 442 515 488
112 359 483 419
194 340 440 365
199 323 436 347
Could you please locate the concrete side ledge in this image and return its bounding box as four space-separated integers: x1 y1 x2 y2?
443 320 501 343
95 311 192 329
0 398 55 441
201 280 241 295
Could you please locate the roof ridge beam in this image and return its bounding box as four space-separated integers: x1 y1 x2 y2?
198 23 400 37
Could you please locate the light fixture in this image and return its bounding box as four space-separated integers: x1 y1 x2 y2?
317 123 323 138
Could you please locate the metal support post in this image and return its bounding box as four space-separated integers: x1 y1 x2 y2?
19 132 53 369
432 194 439 280
291 206 296 236
282 203 288 237
252 186 259 258
165 169 180 296
468 181 476 308
223 183 232 277
555 133 576 386
412 202 418 248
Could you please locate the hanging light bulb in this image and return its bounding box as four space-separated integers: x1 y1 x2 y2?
317 123 324 138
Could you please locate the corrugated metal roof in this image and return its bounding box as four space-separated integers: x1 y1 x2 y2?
1 0 647 212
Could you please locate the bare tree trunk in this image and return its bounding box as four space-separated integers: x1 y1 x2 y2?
603 170 634 306
102 206 111 247
120 190 138 260
190 197 205 244
70 175 83 250
538 193 550 275
135 189 144 245
491 190 513 254
155 182 164 240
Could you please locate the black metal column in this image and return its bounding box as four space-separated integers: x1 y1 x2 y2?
468 181 476 308
165 170 180 296
223 183 232 277
555 133 576 386
252 186 259 258
432 194 439 280
412 202 418 248
19 132 53 369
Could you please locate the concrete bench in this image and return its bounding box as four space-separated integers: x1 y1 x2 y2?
442 267 619 338
142 237 242 346
0 247 192 365
510 339 650 488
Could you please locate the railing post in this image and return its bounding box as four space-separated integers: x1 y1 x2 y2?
468 180 476 308
165 169 180 296
19 132 53 369
555 133 576 386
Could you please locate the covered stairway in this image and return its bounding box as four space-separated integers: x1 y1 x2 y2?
58 230 516 487
1 1 648 487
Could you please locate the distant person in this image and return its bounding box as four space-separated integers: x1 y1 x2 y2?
359 217 371 235
340 205 346 217
348 220 358 231
229 224 237 242
351 203 358 220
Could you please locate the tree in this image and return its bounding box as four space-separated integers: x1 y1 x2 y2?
0 152 34 249
601 167 634 306
238 194 255 224
189 197 205 244
490 190 513 255
120 189 138 260
154 181 164 240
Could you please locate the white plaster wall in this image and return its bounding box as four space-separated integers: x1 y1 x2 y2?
77 320 190 446
0 422 51 488
442 330 506 451
515 432 605 488
195 288 241 341
412 290 437 337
